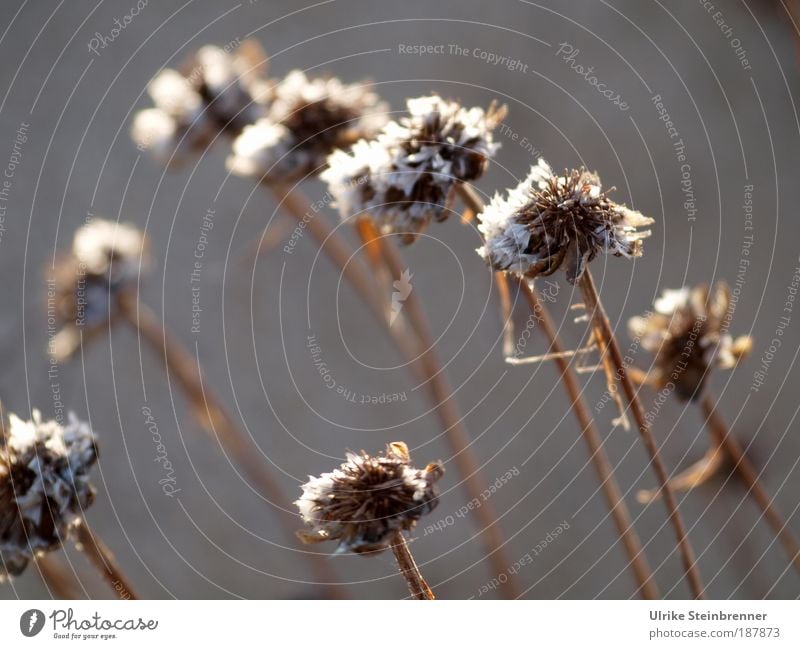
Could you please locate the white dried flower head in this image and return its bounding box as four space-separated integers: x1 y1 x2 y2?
477 159 654 283
295 441 443 554
50 219 149 360
323 95 505 243
131 40 269 166
0 410 98 579
226 70 388 181
628 283 752 400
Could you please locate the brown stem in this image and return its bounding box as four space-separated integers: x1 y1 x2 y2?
390 531 435 599
116 292 344 598
700 391 800 575
577 269 705 599
495 271 515 358
516 278 659 599
73 519 138 600
35 555 81 599
268 182 519 597
376 235 520 598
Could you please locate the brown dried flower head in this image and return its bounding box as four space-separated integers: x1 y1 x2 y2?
51 218 149 360
227 70 388 181
323 95 506 243
0 410 98 579
131 40 270 166
295 441 443 554
478 159 654 283
628 283 752 401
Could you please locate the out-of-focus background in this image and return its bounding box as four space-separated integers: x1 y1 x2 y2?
1 0 799 599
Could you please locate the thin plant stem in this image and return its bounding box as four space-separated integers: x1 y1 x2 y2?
700 390 800 575
73 519 138 600
389 531 435 599
115 292 344 597
577 269 705 599
36 555 80 599
516 278 659 599
457 182 657 597
375 234 520 598
267 182 520 598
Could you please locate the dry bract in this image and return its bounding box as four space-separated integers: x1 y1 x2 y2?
131 40 269 166
227 70 388 181
51 218 149 360
628 283 752 400
0 410 97 579
295 441 443 554
477 159 654 283
323 95 505 243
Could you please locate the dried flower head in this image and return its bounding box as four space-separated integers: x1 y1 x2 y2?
50 218 149 360
227 70 388 181
628 283 752 401
131 40 269 166
295 441 443 554
0 410 98 579
323 95 505 243
477 159 654 283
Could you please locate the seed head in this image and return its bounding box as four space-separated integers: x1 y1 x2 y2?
227 70 388 181
628 283 752 400
50 219 149 360
295 441 443 554
0 410 98 579
477 159 654 283
131 40 269 166
323 95 505 243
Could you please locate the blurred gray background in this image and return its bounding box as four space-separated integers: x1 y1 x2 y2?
1 0 799 599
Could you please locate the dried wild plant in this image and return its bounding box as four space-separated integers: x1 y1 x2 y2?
478 158 653 283
296 441 441 598
227 70 388 181
0 410 97 579
0 409 138 598
628 283 752 400
131 40 270 166
324 95 505 243
51 218 149 360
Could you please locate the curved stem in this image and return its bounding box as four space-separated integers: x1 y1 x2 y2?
35 555 81 599
116 292 344 598
516 278 659 599
577 269 705 599
390 531 435 599
73 519 138 600
700 390 800 576
268 182 519 598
